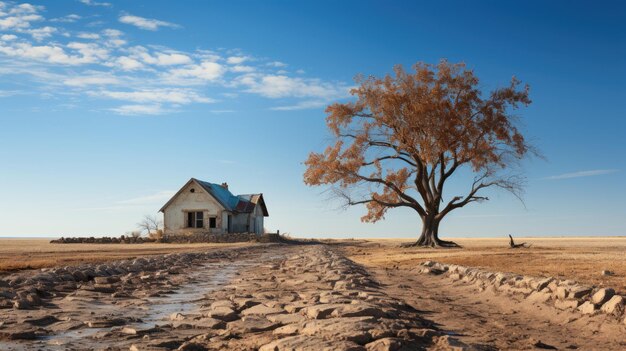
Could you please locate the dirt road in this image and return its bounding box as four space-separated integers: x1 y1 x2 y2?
1 243 624 350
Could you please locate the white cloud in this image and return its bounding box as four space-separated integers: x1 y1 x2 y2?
0 13 43 30
237 74 350 99
116 56 143 70
131 48 191 66
102 28 123 37
230 65 254 73
226 56 248 64
78 0 111 7
25 26 57 41
92 88 214 104
0 41 106 65
267 61 287 67
63 74 120 86
271 100 328 111
51 14 81 23
0 34 17 41
119 14 179 31
165 61 225 84
546 169 618 180
111 104 167 115
76 32 100 40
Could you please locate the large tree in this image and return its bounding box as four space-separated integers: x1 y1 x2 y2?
304 61 536 247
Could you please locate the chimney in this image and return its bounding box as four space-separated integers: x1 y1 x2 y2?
221 182 228 190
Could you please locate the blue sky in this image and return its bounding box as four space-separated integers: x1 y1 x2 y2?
0 0 624 238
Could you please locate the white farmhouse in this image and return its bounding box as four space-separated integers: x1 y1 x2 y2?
159 178 268 235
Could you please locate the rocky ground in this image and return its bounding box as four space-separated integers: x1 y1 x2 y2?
1 243 624 350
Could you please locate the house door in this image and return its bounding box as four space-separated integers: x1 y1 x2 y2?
227 215 232 233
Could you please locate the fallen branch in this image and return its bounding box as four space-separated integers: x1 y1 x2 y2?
508 234 531 248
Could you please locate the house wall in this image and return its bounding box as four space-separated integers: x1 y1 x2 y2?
163 181 225 234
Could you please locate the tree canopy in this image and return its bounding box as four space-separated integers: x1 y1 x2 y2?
304 60 536 247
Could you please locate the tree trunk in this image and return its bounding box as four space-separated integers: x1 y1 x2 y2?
412 214 460 248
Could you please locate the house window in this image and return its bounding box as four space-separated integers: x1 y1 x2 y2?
209 217 217 228
186 211 204 228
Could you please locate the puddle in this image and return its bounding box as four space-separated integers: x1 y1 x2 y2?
0 259 256 351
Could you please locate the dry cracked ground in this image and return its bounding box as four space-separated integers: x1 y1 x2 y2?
0 243 624 350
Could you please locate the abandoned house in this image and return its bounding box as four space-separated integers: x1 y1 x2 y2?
159 178 268 235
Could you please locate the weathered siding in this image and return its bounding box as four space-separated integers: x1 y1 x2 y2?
163 181 225 234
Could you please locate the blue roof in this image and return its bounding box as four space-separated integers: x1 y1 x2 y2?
195 179 240 211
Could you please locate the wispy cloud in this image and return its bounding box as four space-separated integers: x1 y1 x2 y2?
110 104 168 115
117 190 175 205
546 169 618 180
0 2 351 115
119 14 179 31
78 0 111 7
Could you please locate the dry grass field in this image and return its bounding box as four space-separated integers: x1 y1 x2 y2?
0 239 253 273
341 237 626 292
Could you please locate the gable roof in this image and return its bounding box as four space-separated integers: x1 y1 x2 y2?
159 178 268 216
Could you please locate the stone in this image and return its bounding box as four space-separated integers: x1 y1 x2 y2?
273 323 301 336
207 306 238 321
568 286 592 299
121 327 138 335
259 335 364 351
527 291 552 304
601 270 614 276
177 342 208 351
266 313 306 324
591 288 615 305
600 295 624 315
365 337 404 351
555 286 568 300
227 315 280 334
299 317 377 344
241 304 285 316
13 299 31 310
330 303 387 319
577 301 597 315
554 299 580 310
301 303 346 319
533 277 555 291
170 313 186 321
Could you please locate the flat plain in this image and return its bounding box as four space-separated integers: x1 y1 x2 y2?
0 237 625 350
341 236 626 292
0 239 252 272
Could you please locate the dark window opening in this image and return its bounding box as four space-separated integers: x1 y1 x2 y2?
209 217 217 228
186 211 204 228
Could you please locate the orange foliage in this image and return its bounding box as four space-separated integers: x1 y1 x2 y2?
304 60 534 234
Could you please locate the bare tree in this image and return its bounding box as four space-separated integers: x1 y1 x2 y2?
137 215 163 237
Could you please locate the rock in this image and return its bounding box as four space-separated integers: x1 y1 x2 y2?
601 270 614 276
568 286 592 299
301 303 346 319
85 318 128 328
121 327 138 335
177 343 208 351
266 313 305 325
299 317 377 344
241 304 285 316
577 301 597 315
330 303 387 319
527 291 552 304
13 299 31 310
433 335 469 351
259 335 365 351
600 295 624 315
591 288 615 305
207 306 238 321
555 286 568 300
365 337 404 351
273 323 301 336
554 299 580 310
227 315 280 333
170 313 186 321
533 277 555 291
